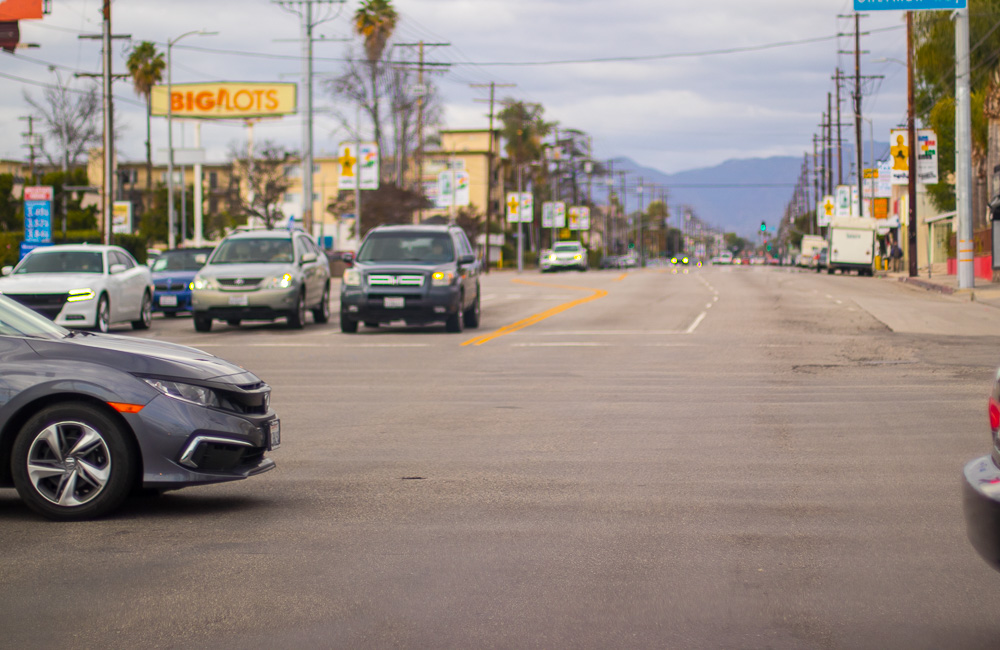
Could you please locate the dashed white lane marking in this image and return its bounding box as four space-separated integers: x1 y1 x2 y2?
686 312 708 334
511 342 610 348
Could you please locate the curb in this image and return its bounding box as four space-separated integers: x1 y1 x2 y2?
897 276 955 295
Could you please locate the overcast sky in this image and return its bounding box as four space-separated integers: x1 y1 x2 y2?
1 0 911 176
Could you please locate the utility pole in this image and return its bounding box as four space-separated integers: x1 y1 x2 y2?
274 1 343 235
854 13 864 218
812 134 820 235
472 82 515 274
19 116 38 182
955 7 974 287
619 170 629 256
396 41 450 223
605 159 614 258
834 68 844 187
825 94 833 201
637 176 645 267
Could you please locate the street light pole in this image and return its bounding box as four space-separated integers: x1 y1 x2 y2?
166 30 215 250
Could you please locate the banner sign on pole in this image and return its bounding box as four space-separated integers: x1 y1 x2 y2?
436 171 454 209
889 129 938 186
112 201 132 235
854 0 964 10
818 195 835 227
338 142 379 191
835 185 852 217
507 192 533 223
454 171 470 207
568 206 590 230
554 202 566 228
23 186 52 243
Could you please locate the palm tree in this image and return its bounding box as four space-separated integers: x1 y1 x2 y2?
353 0 398 162
126 41 165 217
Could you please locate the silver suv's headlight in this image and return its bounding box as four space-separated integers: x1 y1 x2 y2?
192 275 219 290
263 272 295 289
143 378 221 408
343 269 362 286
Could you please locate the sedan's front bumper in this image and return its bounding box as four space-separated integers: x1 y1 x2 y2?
541 257 586 271
963 455 1000 571
125 392 278 489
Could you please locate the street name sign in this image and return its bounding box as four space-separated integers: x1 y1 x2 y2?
853 0 965 9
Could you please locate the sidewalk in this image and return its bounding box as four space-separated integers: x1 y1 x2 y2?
877 267 1000 309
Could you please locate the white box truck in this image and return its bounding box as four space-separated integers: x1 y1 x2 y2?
798 235 827 268
826 217 876 276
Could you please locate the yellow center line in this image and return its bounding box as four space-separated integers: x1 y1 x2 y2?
462 278 609 347
614 273 628 282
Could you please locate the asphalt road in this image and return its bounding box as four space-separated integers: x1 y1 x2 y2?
3 265 1000 648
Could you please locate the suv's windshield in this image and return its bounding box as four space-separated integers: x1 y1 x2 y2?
358 233 455 263
0 295 69 339
152 250 211 272
210 238 293 264
16 251 104 274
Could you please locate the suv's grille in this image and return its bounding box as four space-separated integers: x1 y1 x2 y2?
218 278 263 290
368 274 425 287
6 293 69 320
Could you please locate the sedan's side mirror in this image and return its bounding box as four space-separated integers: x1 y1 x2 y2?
109 263 126 274
1 266 12 276
459 254 476 265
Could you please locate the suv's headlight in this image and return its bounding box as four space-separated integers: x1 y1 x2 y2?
343 269 362 286
142 378 221 408
263 273 295 289
431 271 454 286
192 275 219 290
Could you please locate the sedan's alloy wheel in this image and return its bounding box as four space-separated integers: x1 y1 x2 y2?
26 421 111 506
96 295 110 333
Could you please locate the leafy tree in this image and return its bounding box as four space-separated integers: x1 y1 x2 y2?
326 182 430 237
498 99 554 173
0 174 21 232
352 0 398 165
126 41 165 217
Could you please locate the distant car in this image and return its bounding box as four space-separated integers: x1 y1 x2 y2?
0 293 279 520
191 228 331 332
670 255 690 266
340 224 481 333
964 370 1000 571
816 248 829 273
151 247 214 317
0 244 153 333
541 241 588 272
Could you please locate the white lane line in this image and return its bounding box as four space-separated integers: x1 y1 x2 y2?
535 330 685 336
346 343 432 348
713 296 719 302
705 303 713 309
511 342 610 347
835 300 843 305
686 312 708 334
825 294 834 299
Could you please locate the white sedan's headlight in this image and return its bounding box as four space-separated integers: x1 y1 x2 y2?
548 254 557 261
143 378 221 408
66 288 95 302
574 254 582 260
263 273 295 289
343 269 362 286
192 275 219 290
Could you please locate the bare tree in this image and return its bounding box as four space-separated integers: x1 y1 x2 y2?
230 141 295 230
23 78 101 169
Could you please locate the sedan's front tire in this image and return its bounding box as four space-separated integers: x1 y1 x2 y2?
131 291 152 330
95 294 110 333
11 403 138 521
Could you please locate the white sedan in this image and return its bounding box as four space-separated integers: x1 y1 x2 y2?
0 244 154 332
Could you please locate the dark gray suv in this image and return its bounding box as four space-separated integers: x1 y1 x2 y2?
340 224 482 333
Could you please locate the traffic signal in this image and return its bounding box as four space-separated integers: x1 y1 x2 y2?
760 221 766 232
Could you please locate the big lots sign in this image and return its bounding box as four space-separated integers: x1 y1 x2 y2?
150 82 297 119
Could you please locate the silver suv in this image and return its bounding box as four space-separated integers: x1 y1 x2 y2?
191 228 330 331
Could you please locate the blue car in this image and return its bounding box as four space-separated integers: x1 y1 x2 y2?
151 247 213 317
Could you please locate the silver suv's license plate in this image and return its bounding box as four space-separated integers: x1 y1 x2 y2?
268 419 281 450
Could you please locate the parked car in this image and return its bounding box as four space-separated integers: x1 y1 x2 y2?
540 240 588 272
151 247 214 317
0 244 153 333
0 293 279 520
340 224 481 333
963 370 1000 571
191 228 330 332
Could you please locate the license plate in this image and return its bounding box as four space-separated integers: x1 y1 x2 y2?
268 419 280 450
228 294 249 306
159 295 177 307
384 296 404 309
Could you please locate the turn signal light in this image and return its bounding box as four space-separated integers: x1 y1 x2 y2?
990 398 1000 431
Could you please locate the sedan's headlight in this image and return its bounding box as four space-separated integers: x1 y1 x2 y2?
574 254 582 260
263 273 295 289
143 378 221 408
192 275 219 290
548 254 557 261
343 269 362 286
66 288 95 302
431 271 454 286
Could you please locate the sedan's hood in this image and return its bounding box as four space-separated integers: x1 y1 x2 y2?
0 273 104 293
27 333 261 384
198 263 293 278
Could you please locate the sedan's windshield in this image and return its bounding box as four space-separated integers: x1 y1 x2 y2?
358 233 454 263
210 239 293 264
16 251 104 274
0 294 69 339
553 243 582 253
152 250 211 272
